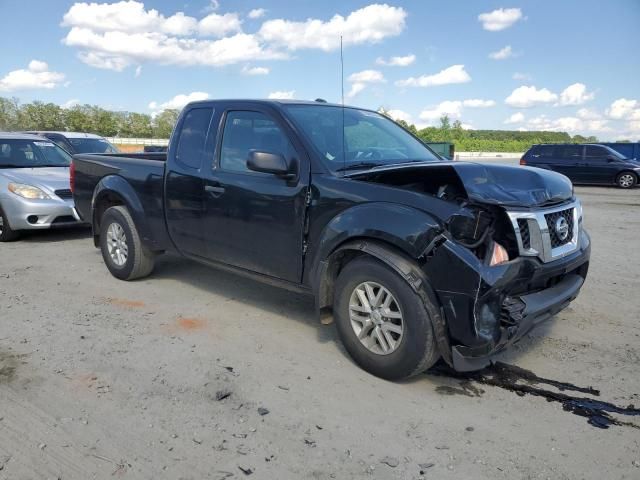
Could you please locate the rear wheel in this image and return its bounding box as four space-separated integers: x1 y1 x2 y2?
0 207 20 242
333 256 439 380
616 172 637 189
100 206 155 280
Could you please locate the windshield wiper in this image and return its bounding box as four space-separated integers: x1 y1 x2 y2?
0 164 27 168
335 162 381 172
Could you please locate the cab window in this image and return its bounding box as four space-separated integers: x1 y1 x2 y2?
219 111 294 174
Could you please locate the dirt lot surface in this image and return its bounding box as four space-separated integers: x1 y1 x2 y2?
1 182 639 479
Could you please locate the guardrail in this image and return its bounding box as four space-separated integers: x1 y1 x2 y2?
106 137 169 146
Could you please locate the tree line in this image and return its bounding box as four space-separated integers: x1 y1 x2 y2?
387 113 599 153
0 96 179 139
1 96 601 152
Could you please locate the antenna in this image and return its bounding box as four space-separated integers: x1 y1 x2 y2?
340 35 346 173
340 35 344 105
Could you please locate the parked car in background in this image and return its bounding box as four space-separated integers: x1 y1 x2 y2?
598 142 640 161
72 100 590 379
521 143 640 188
24 131 119 155
0 133 83 241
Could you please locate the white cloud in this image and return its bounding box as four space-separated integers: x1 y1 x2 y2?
61 99 80 109
524 114 611 134
0 60 66 92
558 83 594 106
419 101 464 121
606 98 640 120
460 123 474 130
417 98 495 124
63 27 285 70
383 109 412 123
148 91 209 111
241 65 269 75
504 112 525 124
478 8 523 31
463 99 495 108
489 45 514 60
134 65 142 77
346 69 385 98
512 72 531 81
248 8 266 19
505 85 558 108
61 2 406 71
396 64 471 88
198 12 242 37
258 4 407 51
576 108 600 120
375 54 415 67
348 69 385 83
268 90 295 99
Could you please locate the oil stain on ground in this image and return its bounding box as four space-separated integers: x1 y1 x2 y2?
430 361 640 430
0 350 25 383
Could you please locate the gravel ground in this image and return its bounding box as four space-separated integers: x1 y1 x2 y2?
1 174 639 479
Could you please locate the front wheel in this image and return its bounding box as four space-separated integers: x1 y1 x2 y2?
100 206 155 280
0 207 20 242
616 172 637 189
333 257 440 380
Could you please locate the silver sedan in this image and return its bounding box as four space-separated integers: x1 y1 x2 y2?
0 133 84 241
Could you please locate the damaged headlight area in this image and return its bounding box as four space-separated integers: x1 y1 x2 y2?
446 207 515 266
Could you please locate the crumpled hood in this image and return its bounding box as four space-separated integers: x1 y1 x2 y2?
449 162 573 207
350 161 574 208
1 167 71 193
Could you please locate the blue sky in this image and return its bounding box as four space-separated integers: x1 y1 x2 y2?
1 0 639 139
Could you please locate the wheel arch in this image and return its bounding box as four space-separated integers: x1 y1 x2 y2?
314 237 452 364
91 175 151 249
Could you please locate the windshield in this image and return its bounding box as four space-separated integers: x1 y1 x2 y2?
285 105 441 171
67 138 118 154
0 139 72 168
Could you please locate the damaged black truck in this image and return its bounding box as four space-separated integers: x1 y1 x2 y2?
72 100 590 379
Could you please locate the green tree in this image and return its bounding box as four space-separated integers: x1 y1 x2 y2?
18 101 65 130
0 97 21 130
153 109 180 138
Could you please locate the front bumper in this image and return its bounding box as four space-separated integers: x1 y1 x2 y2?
424 229 591 372
1 195 84 230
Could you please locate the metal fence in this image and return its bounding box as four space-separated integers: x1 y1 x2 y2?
106 137 169 146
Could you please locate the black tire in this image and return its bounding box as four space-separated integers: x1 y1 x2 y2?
333 256 439 380
99 206 155 280
616 171 637 189
0 206 20 242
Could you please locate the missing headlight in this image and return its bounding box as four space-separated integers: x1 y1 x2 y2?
447 209 492 247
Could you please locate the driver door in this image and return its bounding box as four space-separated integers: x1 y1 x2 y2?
201 107 309 283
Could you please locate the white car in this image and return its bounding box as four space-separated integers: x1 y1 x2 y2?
0 133 84 241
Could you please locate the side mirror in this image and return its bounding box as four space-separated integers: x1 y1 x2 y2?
606 155 617 162
247 151 296 178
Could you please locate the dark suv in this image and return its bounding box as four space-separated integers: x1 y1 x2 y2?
521 144 640 188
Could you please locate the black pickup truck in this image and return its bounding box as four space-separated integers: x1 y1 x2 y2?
72 100 590 379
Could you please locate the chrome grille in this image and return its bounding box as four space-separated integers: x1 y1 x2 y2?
545 208 574 248
506 201 581 263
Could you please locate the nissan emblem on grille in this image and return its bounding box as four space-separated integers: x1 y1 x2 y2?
555 216 569 241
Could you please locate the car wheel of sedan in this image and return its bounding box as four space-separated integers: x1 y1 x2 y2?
616 172 637 189
0 207 20 242
333 256 439 380
100 206 155 280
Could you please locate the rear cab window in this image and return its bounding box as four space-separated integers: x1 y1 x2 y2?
175 108 214 170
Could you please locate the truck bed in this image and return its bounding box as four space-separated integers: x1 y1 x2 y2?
72 153 170 251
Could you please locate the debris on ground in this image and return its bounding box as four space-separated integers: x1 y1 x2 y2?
381 456 399 468
215 390 232 401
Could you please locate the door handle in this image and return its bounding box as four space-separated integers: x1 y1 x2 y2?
205 185 225 195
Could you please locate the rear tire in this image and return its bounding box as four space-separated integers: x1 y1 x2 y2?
0 207 20 242
616 172 637 189
333 256 439 380
100 206 155 280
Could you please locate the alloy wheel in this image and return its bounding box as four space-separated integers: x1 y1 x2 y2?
619 174 635 188
106 222 128 266
349 281 404 355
